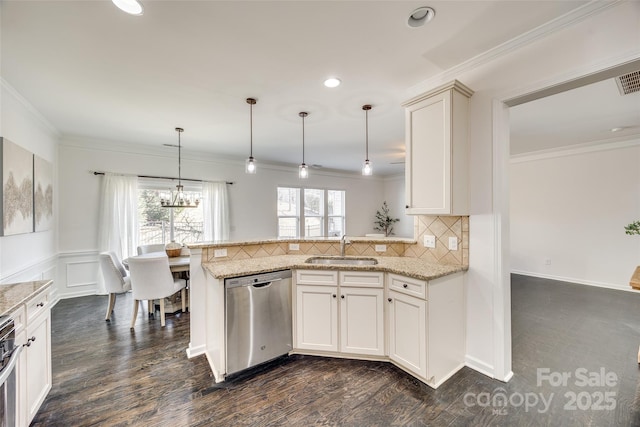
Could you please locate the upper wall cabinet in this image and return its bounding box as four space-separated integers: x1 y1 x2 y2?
402 80 473 215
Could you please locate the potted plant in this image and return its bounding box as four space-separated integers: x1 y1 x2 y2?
626 221 640 290
374 201 400 237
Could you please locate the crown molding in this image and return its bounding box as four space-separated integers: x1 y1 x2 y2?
1 77 61 137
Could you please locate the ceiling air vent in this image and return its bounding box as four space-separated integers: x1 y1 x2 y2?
616 70 640 95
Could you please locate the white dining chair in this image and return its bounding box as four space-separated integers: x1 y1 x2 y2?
136 243 166 255
99 252 132 321
127 254 187 329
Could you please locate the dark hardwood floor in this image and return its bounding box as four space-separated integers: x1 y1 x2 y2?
31 274 640 426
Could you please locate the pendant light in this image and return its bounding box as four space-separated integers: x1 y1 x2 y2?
160 128 200 208
245 98 257 174
362 104 373 176
298 112 309 179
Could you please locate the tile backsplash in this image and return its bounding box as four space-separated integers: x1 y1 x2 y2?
202 215 468 267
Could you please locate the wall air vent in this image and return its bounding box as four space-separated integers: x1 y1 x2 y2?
616 70 640 95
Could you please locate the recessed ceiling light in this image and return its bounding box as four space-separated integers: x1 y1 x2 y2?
407 7 435 28
112 0 144 16
324 78 341 88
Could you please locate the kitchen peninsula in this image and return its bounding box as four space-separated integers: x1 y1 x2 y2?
187 237 467 389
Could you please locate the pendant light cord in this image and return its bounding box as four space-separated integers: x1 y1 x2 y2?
365 108 369 161
302 114 305 163
176 127 183 186
250 102 253 157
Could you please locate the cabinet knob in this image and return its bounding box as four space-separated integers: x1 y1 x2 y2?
332 294 337 298
24 336 36 347
341 295 345 299
36 302 44 307
388 298 392 302
405 205 409 209
403 284 408 288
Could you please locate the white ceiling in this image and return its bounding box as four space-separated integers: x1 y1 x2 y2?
2 0 593 174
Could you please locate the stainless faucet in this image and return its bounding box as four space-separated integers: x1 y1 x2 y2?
340 234 350 257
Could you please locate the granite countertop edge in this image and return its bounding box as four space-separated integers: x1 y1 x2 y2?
203 255 466 282
0 279 53 317
188 236 417 249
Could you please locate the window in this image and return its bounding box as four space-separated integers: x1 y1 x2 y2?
137 179 204 245
277 187 345 238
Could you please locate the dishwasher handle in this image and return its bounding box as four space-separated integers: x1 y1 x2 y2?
252 278 283 288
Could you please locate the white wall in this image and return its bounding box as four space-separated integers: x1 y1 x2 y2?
57 138 388 297
0 81 59 286
406 1 640 380
510 142 640 290
382 174 414 238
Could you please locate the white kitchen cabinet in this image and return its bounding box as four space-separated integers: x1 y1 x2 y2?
339 287 384 356
295 270 384 357
18 286 52 426
403 80 473 215
295 284 338 352
387 272 464 388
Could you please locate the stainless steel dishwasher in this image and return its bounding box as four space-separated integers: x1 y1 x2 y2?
225 269 292 376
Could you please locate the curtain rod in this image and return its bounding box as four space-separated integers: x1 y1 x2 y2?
92 171 233 185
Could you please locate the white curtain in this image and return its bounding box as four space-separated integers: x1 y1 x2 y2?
203 181 229 242
97 173 139 294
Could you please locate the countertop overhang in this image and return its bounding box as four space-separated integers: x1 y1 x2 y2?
203 255 465 282
188 236 416 249
0 280 53 316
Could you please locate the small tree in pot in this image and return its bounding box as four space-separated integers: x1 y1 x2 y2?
374 201 400 237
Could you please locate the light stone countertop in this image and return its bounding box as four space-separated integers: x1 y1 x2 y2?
0 280 53 316
203 255 465 282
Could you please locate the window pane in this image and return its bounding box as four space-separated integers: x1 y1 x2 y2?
328 217 343 237
173 206 204 244
327 190 344 216
138 188 203 245
304 189 324 216
278 218 298 238
304 217 323 237
278 187 299 216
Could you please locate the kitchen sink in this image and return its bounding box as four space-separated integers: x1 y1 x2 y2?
305 257 378 266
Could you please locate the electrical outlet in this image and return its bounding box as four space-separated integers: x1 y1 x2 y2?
375 244 387 252
214 248 228 258
448 237 458 251
423 235 436 248
289 243 300 251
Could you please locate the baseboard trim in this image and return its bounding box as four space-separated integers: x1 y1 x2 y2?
465 355 495 379
511 270 632 292
57 289 100 300
186 344 206 359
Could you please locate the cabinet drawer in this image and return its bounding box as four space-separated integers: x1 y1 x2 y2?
388 273 427 300
339 271 383 288
26 288 50 324
296 270 338 286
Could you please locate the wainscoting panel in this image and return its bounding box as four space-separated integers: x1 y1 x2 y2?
57 251 100 299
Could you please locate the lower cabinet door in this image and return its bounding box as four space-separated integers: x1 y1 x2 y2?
25 310 52 424
296 285 338 352
388 290 427 378
339 287 384 356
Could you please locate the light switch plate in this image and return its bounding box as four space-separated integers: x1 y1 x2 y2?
448 237 458 251
214 248 228 258
375 244 386 252
423 235 436 248
289 243 300 251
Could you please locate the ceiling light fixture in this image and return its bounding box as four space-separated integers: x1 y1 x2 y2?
610 127 625 132
324 78 341 88
112 0 144 16
362 105 373 176
407 6 435 28
160 128 199 208
299 112 309 179
245 98 257 174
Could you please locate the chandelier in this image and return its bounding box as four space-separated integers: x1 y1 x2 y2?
160 127 200 208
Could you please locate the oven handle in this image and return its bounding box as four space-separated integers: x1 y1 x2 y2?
0 345 22 386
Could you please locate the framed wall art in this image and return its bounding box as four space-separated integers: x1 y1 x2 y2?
0 137 34 236
34 154 53 232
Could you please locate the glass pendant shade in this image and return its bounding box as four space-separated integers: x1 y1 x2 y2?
245 156 256 174
362 159 372 176
299 163 309 179
245 98 257 174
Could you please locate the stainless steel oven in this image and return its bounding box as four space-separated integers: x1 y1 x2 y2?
0 316 20 427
